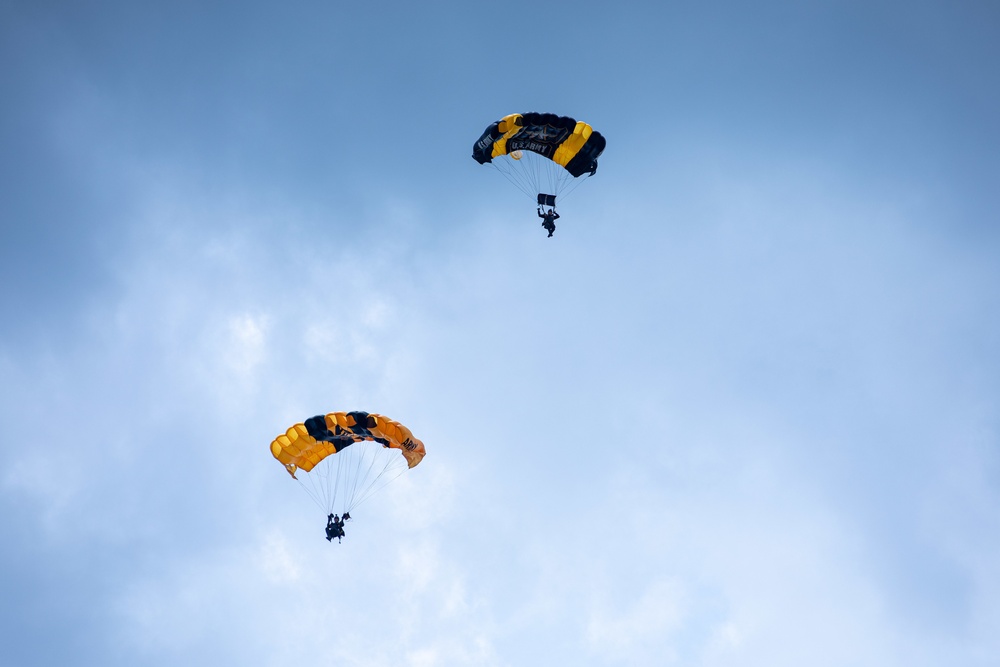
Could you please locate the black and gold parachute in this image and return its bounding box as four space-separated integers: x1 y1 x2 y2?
472 112 605 177
270 411 425 515
472 112 606 206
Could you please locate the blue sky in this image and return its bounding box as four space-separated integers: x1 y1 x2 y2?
2 1 999 665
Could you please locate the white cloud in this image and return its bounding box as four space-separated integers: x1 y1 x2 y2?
222 313 268 376
586 578 688 661
257 529 303 584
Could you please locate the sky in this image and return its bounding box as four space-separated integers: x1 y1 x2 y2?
2 1 999 665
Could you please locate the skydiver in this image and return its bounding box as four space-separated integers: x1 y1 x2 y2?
335 516 346 542
336 515 347 542
326 514 338 541
538 206 559 237
326 514 346 543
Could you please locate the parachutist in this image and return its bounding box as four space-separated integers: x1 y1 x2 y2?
326 514 346 543
538 207 559 237
325 514 336 541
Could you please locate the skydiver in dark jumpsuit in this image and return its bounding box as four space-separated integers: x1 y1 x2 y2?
538 207 560 237
326 513 346 543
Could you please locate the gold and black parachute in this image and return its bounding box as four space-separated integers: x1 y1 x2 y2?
270 411 425 515
472 112 606 206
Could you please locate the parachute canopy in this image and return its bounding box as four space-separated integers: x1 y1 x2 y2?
472 112 606 206
472 112 606 177
270 411 425 514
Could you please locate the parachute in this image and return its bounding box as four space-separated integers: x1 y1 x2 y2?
270 411 425 516
472 112 606 208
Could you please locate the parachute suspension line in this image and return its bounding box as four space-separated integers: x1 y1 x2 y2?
330 459 342 510
350 452 408 512
342 444 405 512
530 153 553 201
317 464 331 511
553 172 588 203
342 442 369 512
295 468 329 512
345 442 369 511
529 151 543 196
317 462 332 511
290 442 415 517
489 160 534 202
335 449 351 512
296 466 329 515
293 445 356 516
351 468 406 512
294 442 405 514
488 151 586 209
356 445 385 506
